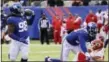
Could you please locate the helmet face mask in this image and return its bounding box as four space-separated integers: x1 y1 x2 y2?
88 27 97 37
87 22 97 38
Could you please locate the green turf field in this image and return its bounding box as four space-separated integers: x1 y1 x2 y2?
1 40 109 61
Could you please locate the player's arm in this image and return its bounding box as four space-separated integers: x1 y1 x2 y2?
24 9 35 25
79 34 90 59
26 13 35 25
7 23 15 35
79 35 87 53
92 56 104 61
7 23 20 41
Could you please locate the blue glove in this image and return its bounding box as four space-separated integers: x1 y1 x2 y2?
19 38 28 44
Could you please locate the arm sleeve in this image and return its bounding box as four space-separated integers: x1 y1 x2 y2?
26 14 35 25
79 34 88 53
9 33 20 41
28 15 35 25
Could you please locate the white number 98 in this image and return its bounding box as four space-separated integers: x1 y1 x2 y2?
19 21 28 32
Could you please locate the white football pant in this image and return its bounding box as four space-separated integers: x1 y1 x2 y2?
9 37 30 61
60 39 82 61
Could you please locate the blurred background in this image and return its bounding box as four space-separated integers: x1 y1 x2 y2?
1 0 108 7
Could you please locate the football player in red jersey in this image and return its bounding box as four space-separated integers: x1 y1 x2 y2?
88 39 104 61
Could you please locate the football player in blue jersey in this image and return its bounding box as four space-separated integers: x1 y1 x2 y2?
45 22 98 62
60 22 97 61
7 4 29 62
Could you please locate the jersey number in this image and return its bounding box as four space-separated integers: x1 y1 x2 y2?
18 21 28 32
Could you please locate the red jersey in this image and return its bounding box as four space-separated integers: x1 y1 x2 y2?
73 16 82 30
52 16 57 29
53 18 62 30
66 16 75 30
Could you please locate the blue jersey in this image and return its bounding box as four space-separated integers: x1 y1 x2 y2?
7 16 29 41
66 28 89 53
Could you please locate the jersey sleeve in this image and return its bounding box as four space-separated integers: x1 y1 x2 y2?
7 17 15 24
78 34 88 53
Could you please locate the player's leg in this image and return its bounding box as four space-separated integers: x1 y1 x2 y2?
70 43 82 54
20 43 29 62
9 40 20 61
60 39 70 61
70 44 83 61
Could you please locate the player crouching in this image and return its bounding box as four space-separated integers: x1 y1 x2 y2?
44 39 104 62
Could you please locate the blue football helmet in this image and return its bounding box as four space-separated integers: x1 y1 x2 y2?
9 4 22 15
87 22 97 37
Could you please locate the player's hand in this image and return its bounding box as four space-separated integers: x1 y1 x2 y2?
85 52 91 61
20 38 28 44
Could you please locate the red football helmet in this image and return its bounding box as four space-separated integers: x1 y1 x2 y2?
91 39 103 50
